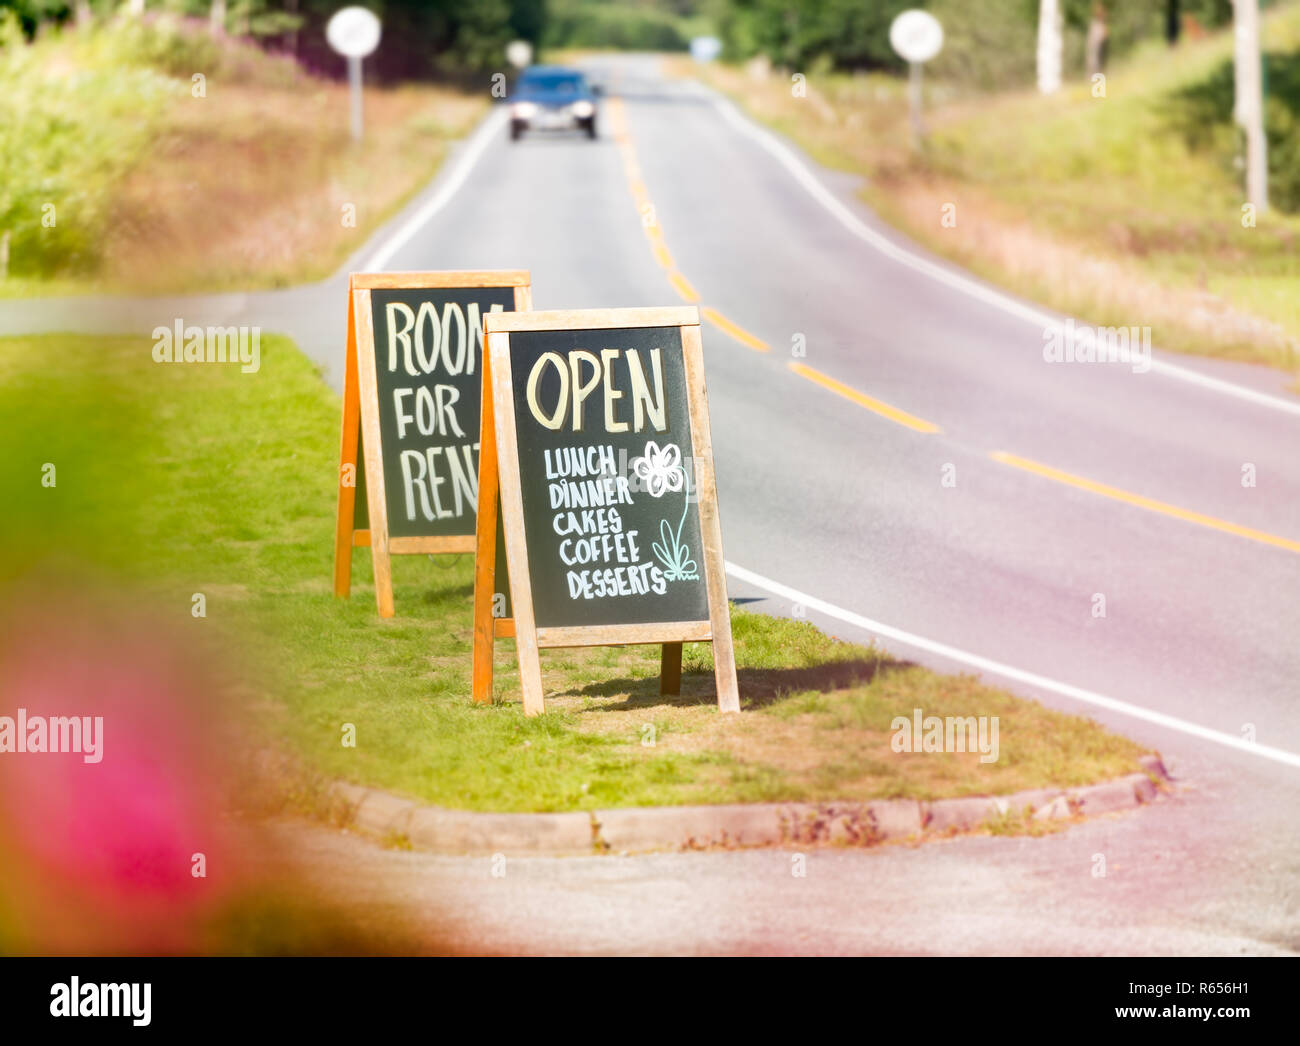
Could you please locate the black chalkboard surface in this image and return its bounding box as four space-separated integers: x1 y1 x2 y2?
369 286 515 538
473 306 739 717
333 271 531 619
507 326 709 628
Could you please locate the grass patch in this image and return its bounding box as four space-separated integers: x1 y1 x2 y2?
0 13 484 295
0 333 1147 813
678 3 1300 378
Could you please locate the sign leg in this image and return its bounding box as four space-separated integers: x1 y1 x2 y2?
472 357 501 705
517 636 544 717
351 287 396 618
370 541 395 618
660 642 682 696
334 284 361 598
712 650 739 712
680 323 740 713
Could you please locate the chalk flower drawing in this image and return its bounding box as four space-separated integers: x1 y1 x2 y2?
633 441 698 582
633 441 685 497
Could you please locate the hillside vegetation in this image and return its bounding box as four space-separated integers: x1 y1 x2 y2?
689 2 1300 375
0 12 483 295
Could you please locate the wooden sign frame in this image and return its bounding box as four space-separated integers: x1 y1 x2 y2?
471 306 740 717
333 270 532 617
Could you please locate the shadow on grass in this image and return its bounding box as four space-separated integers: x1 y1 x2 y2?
415 580 476 604
561 654 916 713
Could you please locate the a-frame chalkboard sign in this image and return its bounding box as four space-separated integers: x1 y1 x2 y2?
334 270 532 617
471 306 740 716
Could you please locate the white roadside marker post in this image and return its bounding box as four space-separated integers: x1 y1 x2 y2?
889 9 944 148
327 6 383 144
1233 0 1269 214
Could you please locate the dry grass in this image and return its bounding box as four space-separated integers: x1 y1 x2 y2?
868 174 1297 371
103 81 485 293
431 612 1149 806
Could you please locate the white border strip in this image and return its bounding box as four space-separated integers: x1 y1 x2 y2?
726 560 1300 770
706 90 1300 420
362 107 508 272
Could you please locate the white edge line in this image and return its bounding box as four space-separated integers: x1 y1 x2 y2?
725 560 1300 770
704 89 1300 420
361 107 508 272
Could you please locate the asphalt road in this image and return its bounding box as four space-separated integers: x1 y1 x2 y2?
6 55 1298 954
248 814 1295 956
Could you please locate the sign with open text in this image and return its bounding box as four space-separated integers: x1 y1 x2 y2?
334 270 531 616
472 306 739 716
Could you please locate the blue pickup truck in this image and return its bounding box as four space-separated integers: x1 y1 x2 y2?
509 66 599 141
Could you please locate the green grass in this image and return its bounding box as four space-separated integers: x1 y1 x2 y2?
0 333 1148 814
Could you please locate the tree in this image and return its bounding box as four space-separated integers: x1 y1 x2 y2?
1085 2 1108 77
442 0 512 72
718 0 918 72
1232 0 1267 211
1037 0 1063 94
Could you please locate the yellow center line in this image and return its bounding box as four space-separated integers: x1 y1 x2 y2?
991 451 1300 554
667 270 701 303
788 361 942 434
610 97 774 354
650 240 675 271
611 98 935 412
701 307 770 353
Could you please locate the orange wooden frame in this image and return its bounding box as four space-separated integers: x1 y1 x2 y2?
333 270 532 617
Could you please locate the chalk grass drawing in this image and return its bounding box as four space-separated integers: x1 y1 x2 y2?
633 441 699 582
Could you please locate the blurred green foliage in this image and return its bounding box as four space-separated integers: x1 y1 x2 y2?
711 0 1238 80
0 11 177 275
0 1 1258 80
542 0 699 51
0 0 547 76
1166 49 1300 211
0 334 156 580
0 9 318 278
714 0 917 69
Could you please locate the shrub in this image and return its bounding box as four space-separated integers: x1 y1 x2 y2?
1164 52 1300 213
0 13 176 276
542 0 690 53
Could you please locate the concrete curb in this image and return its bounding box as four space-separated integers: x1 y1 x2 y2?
326 754 1172 857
